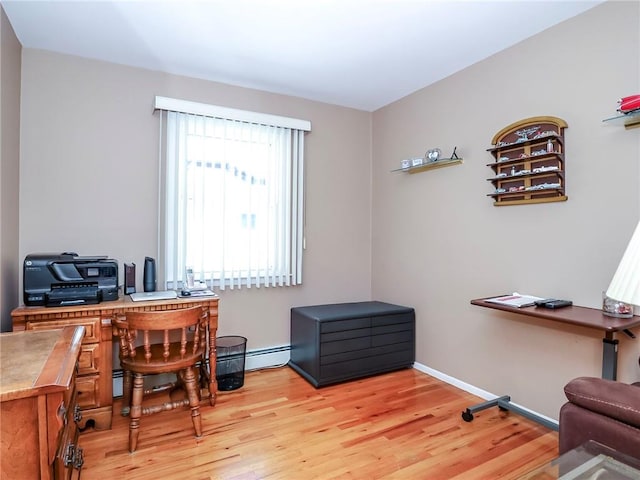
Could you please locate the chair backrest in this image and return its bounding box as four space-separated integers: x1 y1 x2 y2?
115 306 205 364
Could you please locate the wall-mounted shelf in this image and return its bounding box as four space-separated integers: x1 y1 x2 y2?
391 157 463 174
602 110 640 129
487 116 568 206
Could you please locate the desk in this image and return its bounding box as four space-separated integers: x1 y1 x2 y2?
1 326 84 479
471 297 640 381
461 297 640 429
11 295 219 430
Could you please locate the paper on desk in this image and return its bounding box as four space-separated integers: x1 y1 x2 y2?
485 292 544 308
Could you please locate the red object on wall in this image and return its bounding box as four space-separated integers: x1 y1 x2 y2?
618 94 640 113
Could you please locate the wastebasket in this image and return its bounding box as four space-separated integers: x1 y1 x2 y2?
216 336 247 391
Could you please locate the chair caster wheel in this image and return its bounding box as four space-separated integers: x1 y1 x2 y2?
461 410 474 422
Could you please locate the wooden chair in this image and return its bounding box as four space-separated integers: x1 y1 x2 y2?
113 306 206 452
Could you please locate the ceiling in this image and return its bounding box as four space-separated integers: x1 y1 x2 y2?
2 0 604 111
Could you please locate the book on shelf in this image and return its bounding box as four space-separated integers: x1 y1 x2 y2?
485 293 544 308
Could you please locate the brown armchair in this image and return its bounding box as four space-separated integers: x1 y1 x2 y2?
559 376 640 460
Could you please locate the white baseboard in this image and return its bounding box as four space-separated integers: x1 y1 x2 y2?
413 361 558 426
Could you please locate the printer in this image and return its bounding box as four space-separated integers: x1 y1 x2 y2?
24 252 119 307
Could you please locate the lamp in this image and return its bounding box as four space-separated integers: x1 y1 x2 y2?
604 220 640 317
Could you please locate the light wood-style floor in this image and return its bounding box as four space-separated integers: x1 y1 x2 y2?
79 367 559 479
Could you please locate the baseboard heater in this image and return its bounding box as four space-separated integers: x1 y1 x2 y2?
112 344 291 397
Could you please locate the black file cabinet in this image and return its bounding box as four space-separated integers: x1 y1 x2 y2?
289 301 415 387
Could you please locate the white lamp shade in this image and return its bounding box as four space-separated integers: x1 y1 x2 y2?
606 220 640 306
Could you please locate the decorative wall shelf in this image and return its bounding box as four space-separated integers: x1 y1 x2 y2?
391 157 463 174
602 110 640 129
487 116 568 206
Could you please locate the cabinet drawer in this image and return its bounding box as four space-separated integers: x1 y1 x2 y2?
320 348 413 379
321 342 413 366
371 313 413 327
321 327 371 342
321 337 370 356
320 317 370 333
77 343 100 375
372 330 414 346
75 375 100 409
372 322 413 335
26 317 100 343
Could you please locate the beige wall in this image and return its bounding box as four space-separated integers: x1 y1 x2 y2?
0 6 21 332
18 50 373 344
372 0 640 418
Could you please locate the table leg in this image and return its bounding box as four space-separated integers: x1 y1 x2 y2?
602 333 618 381
462 395 558 431
208 317 218 406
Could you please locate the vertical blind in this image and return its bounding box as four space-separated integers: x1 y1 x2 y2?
155 97 310 290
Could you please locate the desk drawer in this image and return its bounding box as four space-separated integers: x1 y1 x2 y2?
77 344 100 375
26 317 100 343
75 374 100 409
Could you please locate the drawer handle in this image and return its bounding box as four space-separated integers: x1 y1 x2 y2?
73 404 83 423
64 444 84 470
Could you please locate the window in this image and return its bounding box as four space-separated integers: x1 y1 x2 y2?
155 97 310 290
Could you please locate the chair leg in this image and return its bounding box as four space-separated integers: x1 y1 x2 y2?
129 372 144 452
121 369 132 416
182 366 203 438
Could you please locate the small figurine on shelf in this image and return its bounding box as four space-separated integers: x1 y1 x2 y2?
617 94 640 114
546 139 553 153
515 126 540 142
426 148 441 162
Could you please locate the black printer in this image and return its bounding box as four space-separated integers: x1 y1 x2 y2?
23 252 119 307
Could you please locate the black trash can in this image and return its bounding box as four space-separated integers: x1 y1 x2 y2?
216 336 247 391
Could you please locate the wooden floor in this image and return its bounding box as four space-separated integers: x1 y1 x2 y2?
79 367 559 479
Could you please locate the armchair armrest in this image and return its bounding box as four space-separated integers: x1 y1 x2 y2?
564 376 640 428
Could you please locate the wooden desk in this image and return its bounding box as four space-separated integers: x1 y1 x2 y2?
1 326 84 479
11 295 219 430
461 297 640 429
471 297 640 380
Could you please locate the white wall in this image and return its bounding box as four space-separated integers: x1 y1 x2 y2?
372 0 640 419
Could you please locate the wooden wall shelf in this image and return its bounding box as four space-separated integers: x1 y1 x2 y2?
487 116 568 206
602 110 640 129
391 157 463 174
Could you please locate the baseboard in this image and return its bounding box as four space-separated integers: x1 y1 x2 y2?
413 361 558 427
245 344 291 371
